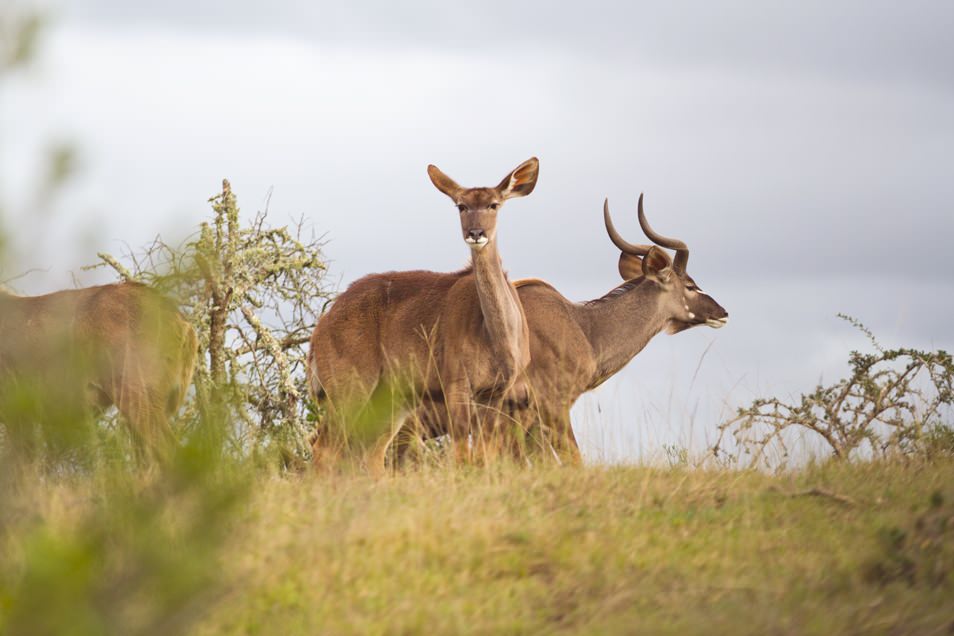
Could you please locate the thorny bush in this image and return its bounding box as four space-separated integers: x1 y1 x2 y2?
87 180 333 464
713 315 954 469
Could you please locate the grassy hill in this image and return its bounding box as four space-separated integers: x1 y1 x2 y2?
183 459 954 635
2 447 953 634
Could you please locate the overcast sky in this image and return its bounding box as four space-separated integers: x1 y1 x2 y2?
3 1 953 462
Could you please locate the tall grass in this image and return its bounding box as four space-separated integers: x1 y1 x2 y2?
0 390 252 635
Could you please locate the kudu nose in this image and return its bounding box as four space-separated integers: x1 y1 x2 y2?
704 304 729 329
467 229 486 242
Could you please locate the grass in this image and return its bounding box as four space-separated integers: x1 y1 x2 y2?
172 458 954 635
3 446 953 634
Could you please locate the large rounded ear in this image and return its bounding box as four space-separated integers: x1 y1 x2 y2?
428 164 463 200
641 246 673 283
495 157 539 200
618 253 643 281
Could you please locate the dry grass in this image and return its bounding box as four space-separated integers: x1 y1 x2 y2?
185 458 954 635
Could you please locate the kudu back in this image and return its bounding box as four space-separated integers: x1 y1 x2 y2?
0 282 197 460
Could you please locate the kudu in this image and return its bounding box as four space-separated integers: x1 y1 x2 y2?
0 282 198 460
399 194 728 464
307 158 538 474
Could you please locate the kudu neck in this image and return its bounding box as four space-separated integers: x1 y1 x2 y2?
576 277 670 382
470 240 530 377
470 240 502 272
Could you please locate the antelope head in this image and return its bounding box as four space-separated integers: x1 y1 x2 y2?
428 157 539 251
604 194 728 334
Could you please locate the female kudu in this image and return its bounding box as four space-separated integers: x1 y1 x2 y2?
308 158 539 474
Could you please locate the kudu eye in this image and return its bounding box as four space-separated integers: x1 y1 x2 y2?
489 202 499 210
457 204 467 213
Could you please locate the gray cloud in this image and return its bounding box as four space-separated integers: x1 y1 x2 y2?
7 14 953 289
61 0 954 88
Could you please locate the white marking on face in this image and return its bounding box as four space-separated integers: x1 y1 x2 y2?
465 236 489 250
688 312 696 320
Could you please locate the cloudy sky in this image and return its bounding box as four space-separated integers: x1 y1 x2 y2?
3 1 953 461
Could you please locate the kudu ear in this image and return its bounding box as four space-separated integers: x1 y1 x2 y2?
618 253 643 281
496 157 539 200
428 164 463 200
641 246 673 283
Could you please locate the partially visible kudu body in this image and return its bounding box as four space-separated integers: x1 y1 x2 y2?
308 158 539 474
0 282 198 459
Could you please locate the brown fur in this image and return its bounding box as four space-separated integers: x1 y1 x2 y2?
0 282 198 460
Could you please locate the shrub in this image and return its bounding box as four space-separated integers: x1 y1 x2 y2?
713 315 954 469
88 180 333 464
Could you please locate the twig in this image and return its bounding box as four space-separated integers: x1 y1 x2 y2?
1 267 49 288
87 252 137 281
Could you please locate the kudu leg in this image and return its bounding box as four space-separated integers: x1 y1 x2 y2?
444 378 477 464
540 409 582 465
310 407 345 474
489 380 532 461
508 404 581 466
363 416 406 478
115 385 176 464
389 399 446 468
315 379 408 477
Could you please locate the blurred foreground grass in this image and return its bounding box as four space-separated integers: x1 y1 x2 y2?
181 458 951 634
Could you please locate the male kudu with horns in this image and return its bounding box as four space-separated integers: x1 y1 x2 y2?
398 194 728 464
307 158 539 475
